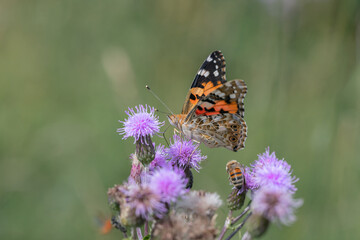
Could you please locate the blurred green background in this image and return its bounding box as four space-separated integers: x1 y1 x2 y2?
1 0 360 239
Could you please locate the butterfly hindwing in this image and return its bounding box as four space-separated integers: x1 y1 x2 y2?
181 50 227 114
186 113 247 152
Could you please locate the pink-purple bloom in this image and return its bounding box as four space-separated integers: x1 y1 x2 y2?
149 144 169 170
245 147 298 193
251 185 303 225
125 182 166 220
166 136 207 172
150 167 188 203
117 105 164 143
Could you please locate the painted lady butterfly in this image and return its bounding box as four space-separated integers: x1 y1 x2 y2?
168 50 247 152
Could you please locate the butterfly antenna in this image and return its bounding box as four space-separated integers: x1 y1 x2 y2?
155 108 170 115
146 85 174 115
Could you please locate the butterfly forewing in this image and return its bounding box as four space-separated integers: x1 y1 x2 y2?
190 79 247 118
181 50 227 114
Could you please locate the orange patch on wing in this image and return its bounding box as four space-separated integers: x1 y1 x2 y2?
203 81 223 95
196 101 238 116
189 87 204 105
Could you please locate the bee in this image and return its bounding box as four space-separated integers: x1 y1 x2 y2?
226 160 245 192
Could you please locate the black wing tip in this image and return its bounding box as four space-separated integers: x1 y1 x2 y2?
211 50 223 57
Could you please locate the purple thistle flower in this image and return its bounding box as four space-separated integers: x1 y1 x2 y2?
149 167 188 203
166 136 207 172
117 105 164 143
149 144 170 170
124 182 166 220
251 185 303 225
245 147 298 193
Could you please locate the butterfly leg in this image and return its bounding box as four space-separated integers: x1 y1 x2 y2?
172 128 187 153
173 128 180 135
187 141 201 165
160 124 171 147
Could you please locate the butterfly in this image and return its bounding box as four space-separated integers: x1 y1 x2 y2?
168 50 247 152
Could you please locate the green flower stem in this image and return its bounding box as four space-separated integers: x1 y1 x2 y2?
225 212 252 240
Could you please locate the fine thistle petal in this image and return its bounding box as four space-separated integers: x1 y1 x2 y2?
124 182 166 220
149 144 169 170
246 147 299 192
117 105 164 143
149 167 188 203
166 136 207 172
251 185 303 226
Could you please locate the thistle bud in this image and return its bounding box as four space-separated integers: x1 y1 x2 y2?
135 135 155 166
244 214 269 238
227 188 246 211
184 166 193 189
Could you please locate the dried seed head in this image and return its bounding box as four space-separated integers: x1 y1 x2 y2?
176 191 222 219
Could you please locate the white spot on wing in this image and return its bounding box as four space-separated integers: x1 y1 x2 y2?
230 94 236 99
215 65 219 69
207 56 213 62
204 71 210 77
213 70 219 77
217 92 225 98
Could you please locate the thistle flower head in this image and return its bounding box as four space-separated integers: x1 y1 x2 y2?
149 167 188 203
251 185 303 225
117 105 164 143
149 144 169 170
245 147 298 192
166 136 207 172
124 182 166 220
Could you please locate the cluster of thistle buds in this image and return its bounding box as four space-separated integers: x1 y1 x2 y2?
107 104 302 240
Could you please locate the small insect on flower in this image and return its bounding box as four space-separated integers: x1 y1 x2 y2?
226 160 246 193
